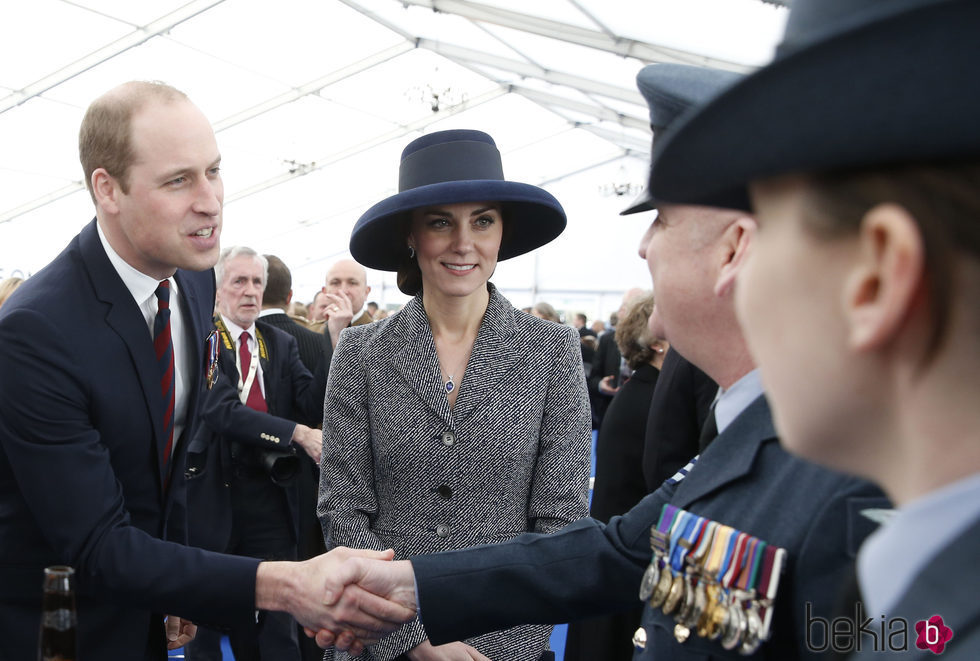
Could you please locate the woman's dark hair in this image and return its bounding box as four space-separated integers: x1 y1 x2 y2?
803 161 980 363
396 211 423 296
396 203 514 296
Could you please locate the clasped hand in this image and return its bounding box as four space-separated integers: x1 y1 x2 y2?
301 553 419 654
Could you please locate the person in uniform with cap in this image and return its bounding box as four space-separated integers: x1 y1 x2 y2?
646 0 980 658
318 129 592 661
307 59 889 661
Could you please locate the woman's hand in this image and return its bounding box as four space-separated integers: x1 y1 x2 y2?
406 639 492 661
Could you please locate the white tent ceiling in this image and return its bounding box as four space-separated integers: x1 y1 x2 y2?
0 0 787 316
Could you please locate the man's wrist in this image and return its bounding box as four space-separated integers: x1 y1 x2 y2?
255 561 297 612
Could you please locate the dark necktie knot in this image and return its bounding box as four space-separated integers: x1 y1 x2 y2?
698 403 719 452
155 280 170 308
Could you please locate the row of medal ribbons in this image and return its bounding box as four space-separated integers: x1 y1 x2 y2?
636 504 787 655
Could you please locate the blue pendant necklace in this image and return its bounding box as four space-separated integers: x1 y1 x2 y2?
441 359 466 396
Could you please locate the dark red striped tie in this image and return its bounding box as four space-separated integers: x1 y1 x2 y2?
239 331 268 412
153 281 175 485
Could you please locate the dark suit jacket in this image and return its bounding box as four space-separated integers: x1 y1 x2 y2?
186 319 326 554
256 311 330 568
260 310 327 374
565 362 659 661
0 220 258 661
848 513 980 661
411 395 889 660
588 330 622 426
591 363 660 523
642 348 717 491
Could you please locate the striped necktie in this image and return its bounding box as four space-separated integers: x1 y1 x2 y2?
153 281 175 486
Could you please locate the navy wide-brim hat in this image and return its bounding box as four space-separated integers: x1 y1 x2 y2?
647 0 980 212
350 129 567 271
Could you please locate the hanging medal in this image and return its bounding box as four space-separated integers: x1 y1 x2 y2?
719 532 751 651
733 537 766 655
698 524 734 640
640 505 677 602
649 506 682 609
678 520 717 629
663 512 702 616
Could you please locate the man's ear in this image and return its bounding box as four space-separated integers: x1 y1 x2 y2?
92 168 121 214
844 203 925 351
715 216 757 298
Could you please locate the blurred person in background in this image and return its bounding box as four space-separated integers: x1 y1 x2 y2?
589 288 644 428
185 246 328 661
530 300 560 323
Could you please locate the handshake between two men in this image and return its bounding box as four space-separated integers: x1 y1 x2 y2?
260 547 417 657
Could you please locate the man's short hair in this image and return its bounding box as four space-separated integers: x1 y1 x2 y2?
262 255 292 307
78 81 188 204
215 246 268 288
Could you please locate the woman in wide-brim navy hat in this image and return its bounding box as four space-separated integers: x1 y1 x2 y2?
319 129 592 661
649 0 980 654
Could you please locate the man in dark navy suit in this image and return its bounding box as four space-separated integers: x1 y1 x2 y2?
185 246 327 661
0 81 411 661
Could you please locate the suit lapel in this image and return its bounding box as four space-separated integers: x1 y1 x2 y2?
391 298 453 427
78 222 168 488
173 270 208 465
451 287 520 424
671 395 776 508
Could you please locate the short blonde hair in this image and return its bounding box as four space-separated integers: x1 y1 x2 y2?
78 81 188 203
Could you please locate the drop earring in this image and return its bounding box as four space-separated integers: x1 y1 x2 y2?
408 245 416 259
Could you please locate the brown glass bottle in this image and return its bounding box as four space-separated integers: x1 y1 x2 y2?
37 565 77 661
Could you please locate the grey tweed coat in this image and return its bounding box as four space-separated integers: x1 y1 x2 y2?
319 284 592 661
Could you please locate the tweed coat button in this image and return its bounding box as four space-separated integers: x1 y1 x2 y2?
437 485 453 500
436 524 450 538
441 431 455 446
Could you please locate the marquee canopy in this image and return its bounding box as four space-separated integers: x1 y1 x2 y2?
0 0 787 315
